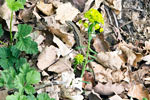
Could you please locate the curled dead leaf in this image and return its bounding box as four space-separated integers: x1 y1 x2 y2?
48 26 75 47
36 1 54 16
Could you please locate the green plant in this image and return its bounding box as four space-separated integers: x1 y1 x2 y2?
143 98 148 100
74 8 104 77
0 0 55 100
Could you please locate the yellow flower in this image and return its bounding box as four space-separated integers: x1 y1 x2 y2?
99 28 104 32
94 24 100 30
74 54 84 65
83 22 88 28
84 8 104 25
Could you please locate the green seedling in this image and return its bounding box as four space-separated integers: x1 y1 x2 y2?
0 0 55 100
74 8 104 77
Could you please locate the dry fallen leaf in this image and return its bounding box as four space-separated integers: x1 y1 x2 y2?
94 82 124 96
96 51 124 70
48 57 72 73
142 55 150 65
37 45 59 70
59 71 84 100
53 35 72 56
105 0 122 18
55 2 79 24
88 90 102 100
119 44 142 67
36 1 54 16
145 40 150 51
109 95 123 100
93 33 110 52
144 27 150 39
128 83 149 100
48 26 75 47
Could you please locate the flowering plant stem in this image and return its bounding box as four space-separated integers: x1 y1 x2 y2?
81 23 95 77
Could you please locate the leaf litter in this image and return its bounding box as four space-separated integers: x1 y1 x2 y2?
1 0 150 100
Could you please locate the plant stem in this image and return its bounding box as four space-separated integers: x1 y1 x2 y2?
81 34 92 77
10 11 13 44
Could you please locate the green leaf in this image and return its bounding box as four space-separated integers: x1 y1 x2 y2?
15 58 27 71
0 56 17 69
6 94 19 100
0 24 4 37
27 95 36 100
89 55 97 60
15 37 38 54
11 46 20 58
143 98 148 100
26 70 41 85
19 95 28 100
19 63 32 75
1 68 16 89
0 47 10 58
15 24 38 54
89 48 97 55
14 73 25 90
0 47 18 69
37 93 53 100
0 78 4 87
0 58 12 69
25 85 35 94
6 0 24 11
16 24 32 38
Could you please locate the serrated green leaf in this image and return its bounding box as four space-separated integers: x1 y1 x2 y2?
0 47 16 69
27 95 36 100
15 58 27 71
1 68 16 89
19 63 33 75
19 95 28 100
6 0 24 11
15 37 38 54
37 93 53 100
25 85 35 94
14 73 25 91
16 24 32 38
0 47 10 58
0 78 4 87
26 70 40 85
0 24 4 37
0 56 17 69
11 46 20 58
6 94 18 100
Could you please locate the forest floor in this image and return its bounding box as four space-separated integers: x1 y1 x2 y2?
0 0 150 100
